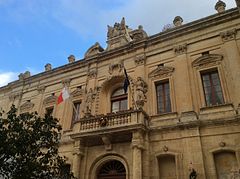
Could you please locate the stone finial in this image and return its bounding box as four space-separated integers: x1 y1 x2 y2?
24 71 31 78
173 16 183 27
45 63 52 71
68 55 75 63
215 0 226 13
18 71 31 80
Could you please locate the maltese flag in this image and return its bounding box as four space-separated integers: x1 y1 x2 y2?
57 87 70 104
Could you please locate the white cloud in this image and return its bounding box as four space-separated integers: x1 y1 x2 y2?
0 72 18 87
51 0 237 38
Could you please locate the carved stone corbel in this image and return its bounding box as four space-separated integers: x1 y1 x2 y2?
220 29 237 42
37 85 45 94
87 69 97 79
135 54 146 66
62 78 71 87
173 44 187 55
101 135 112 151
108 61 123 75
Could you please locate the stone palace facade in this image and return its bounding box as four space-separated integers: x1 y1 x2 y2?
0 1 240 179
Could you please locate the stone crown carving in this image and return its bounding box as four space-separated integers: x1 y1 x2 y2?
20 100 34 112
148 65 175 79
192 53 223 68
84 42 104 58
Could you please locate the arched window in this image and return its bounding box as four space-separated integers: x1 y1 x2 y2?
111 88 128 112
97 160 126 179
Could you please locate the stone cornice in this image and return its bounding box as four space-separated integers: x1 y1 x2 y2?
150 116 240 132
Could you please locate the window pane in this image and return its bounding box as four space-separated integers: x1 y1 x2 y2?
112 101 120 113
201 71 224 106
111 87 128 112
120 99 128 111
112 88 125 97
156 81 171 113
72 102 81 122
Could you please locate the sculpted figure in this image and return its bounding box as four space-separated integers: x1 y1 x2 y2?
84 88 94 114
135 77 147 109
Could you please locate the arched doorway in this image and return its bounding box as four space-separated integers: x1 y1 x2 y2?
97 160 126 179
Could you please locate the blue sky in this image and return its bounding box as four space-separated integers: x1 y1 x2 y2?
0 0 237 87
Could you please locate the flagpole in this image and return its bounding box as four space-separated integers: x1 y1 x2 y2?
58 86 80 121
123 66 138 110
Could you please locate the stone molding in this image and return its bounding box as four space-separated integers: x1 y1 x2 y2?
71 87 84 99
20 100 34 112
220 29 237 42
84 42 104 59
173 44 187 55
148 65 175 79
134 54 146 66
37 85 45 94
61 78 71 87
129 25 148 41
43 94 57 106
87 69 97 79
9 92 22 101
192 53 223 69
108 61 123 75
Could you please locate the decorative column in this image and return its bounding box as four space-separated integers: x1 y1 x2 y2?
220 29 240 106
132 130 144 179
72 140 84 179
173 44 193 112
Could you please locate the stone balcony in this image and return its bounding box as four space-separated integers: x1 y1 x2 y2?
68 109 149 146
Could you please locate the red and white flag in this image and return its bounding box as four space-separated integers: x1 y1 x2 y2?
57 87 70 104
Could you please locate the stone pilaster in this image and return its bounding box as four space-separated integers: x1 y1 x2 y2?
173 44 193 112
72 140 84 179
132 130 144 179
220 29 240 106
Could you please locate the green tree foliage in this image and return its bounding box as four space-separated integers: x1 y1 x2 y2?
0 105 75 179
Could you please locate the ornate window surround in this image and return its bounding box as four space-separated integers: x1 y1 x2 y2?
148 65 176 115
63 87 84 129
154 151 183 179
208 146 240 178
19 100 35 114
42 94 57 117
192 53 230 108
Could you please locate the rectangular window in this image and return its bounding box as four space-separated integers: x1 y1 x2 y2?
72 102 81 122
156 81 171 113
201 70 224 106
